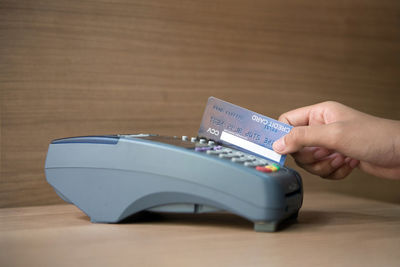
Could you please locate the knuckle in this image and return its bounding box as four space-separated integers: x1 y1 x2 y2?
320 168 337 179
321 100 340 108
310 160 335 178
297 160 334 178
278 113 289 124
330 166 352 180
315 165 331 178
325 123 345 149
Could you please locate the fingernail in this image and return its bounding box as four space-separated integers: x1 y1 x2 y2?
313 149 330 160
273 138 286 153
331 156 344 168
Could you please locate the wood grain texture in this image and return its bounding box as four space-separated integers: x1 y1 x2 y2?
1 0 400 207
1 192 400 267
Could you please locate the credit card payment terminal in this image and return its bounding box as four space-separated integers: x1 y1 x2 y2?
45 134 303 232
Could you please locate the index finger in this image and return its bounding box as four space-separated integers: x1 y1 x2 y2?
278 104 315 126
278 104 324 126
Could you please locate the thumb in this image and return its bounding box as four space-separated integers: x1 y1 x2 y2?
273 124 337 154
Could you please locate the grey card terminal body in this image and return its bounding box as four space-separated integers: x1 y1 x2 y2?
45 134 303 232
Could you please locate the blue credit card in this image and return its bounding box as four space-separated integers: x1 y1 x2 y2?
198 97 292 165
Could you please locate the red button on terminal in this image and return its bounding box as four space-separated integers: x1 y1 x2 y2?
256 166 272 173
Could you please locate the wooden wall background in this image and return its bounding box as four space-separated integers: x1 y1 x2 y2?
1 0 399 208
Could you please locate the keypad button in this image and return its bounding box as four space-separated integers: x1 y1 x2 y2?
191 137 197 142
208 140 215 145
245 155 256 160
265 165 278 172
182 136 188 141
252 160 266 166
231 151 245 157
231 157 248 163
206 149 225 155
199 138 206 144
271 163 281 170
244 161 260 167
254 159 268 165
245 161 263 167
242 155 256 161
195 146 212 152
218 153 237 159
256 166 272 173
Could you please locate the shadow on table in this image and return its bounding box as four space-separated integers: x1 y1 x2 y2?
79 209 398 232
120 211 254 231
118 211 300 232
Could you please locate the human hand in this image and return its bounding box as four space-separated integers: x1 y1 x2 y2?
272 101 400 179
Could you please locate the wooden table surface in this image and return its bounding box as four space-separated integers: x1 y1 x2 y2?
1 192 399 267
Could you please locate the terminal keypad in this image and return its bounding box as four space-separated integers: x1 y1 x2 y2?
187 135 282 173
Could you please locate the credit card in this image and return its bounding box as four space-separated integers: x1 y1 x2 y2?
198 97 292 165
